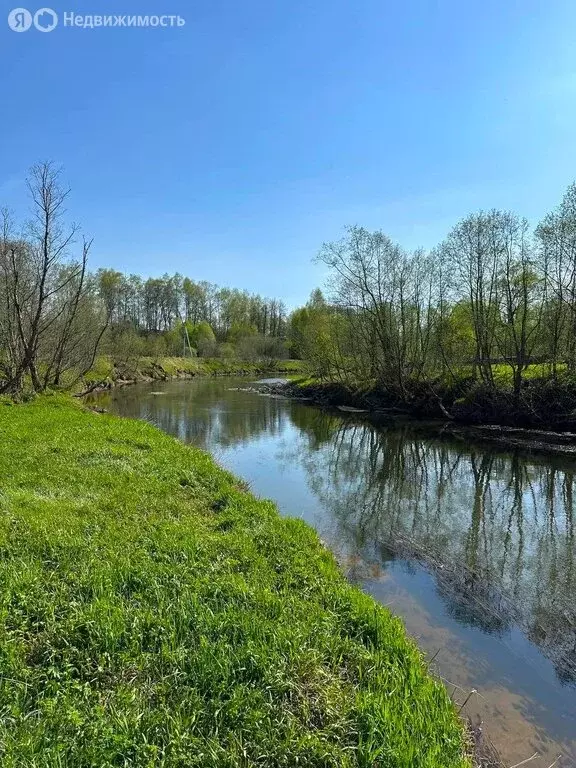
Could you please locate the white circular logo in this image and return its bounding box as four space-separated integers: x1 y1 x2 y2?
34 7 57 31
8 7 32 31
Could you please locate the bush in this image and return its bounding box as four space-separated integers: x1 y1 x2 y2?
218 343 237 359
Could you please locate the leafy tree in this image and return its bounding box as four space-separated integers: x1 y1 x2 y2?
189 321 217 357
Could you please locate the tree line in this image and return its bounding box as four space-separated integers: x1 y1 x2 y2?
0 163 288 395
99 271 286 337
5 160 576 411
98 269 287 361
289 181 576 414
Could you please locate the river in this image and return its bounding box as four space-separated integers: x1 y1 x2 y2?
95 376 576 767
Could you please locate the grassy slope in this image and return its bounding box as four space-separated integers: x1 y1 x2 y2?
0 397 469 767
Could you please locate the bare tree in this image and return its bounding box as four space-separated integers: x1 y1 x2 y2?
495 214 543 402
535 183 576 372
316 226 438 397
0 162 107 394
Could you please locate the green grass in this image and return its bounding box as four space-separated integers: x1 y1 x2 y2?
0 397 469 767
444 362 568 387
292 362 571 393
289 374 320 387
490 362 567 385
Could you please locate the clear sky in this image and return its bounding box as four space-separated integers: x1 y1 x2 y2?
2 0 576 308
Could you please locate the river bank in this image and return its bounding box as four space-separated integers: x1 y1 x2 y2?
77 355 306 395
0 395 470 767
256 379 576 458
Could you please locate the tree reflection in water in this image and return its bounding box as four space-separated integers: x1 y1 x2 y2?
287 408 576 685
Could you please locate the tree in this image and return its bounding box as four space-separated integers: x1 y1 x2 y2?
0 163 107 394
535 183 576 371
227 321 258 345
441 212 503 387
315 226 437 394
495 216 543 401
189 321 217 357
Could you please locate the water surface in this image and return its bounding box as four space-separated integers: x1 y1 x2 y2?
97 377 576 767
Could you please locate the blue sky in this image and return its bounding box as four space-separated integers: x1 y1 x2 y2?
2 0 576 308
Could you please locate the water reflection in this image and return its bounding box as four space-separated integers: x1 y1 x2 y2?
288 413 576 686
98 378 576 765
126 379 290 448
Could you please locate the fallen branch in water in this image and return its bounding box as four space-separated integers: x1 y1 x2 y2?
508 753 538 768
